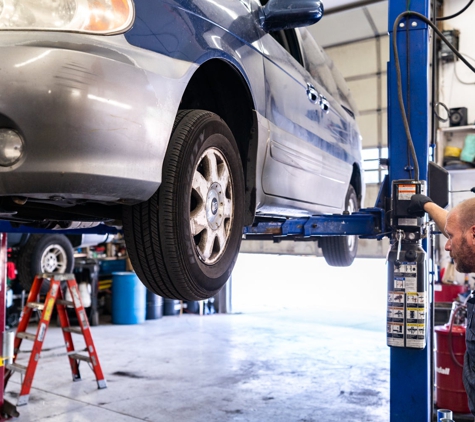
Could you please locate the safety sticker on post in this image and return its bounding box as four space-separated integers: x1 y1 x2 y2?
387 291 405 347
387 259 427 349
387 322 404 347
398 184 417 200
406 323 425 347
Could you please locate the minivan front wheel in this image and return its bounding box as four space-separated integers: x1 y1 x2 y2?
123 110 245 300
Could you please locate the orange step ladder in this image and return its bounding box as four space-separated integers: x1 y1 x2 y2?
4 273 107 405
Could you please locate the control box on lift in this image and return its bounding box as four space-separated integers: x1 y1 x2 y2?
387 180 428 349
390 180 426 231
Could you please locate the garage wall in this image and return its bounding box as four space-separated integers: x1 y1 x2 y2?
438 0 475 126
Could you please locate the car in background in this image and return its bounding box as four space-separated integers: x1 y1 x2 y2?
8 233 111 291
0 0 364 301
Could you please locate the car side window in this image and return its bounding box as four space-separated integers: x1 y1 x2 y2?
269 29 303 67
299 29 338 97
299 28 358 117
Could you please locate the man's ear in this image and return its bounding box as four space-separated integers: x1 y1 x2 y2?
471 225 475 245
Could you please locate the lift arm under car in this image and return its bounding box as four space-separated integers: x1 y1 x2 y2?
0 207 386 239
243 207 386 239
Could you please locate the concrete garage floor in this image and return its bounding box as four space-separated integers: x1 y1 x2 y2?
5 256 390 421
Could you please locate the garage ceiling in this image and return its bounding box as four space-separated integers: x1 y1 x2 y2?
311 0 388 48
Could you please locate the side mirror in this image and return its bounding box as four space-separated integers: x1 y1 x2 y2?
261 0 324 32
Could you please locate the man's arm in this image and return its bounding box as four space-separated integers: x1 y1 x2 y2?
408 194 448 236
424 202 448 237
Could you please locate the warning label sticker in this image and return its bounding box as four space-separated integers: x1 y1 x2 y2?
406 291 426 306
406 307 425 324
387 322 404 347
388 292 404 306
398 184 417 200
406 323 425 348
395 263 417 274
404 277 417 292
38 323 47 342
43 298 55 322
397 218 418 226
387 290 405 347
388 307 404 323
394 262 417 292
406 293 417 306
394 276 405 290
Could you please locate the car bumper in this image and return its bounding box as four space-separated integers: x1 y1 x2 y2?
0 32 193 203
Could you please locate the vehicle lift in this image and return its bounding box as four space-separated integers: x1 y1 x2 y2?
0 0 440 420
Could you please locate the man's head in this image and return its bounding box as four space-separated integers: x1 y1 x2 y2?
445 197 475 273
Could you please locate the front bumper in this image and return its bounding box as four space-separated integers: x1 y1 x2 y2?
0 32 192 204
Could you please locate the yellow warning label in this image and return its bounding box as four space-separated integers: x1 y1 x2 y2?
43 298 55 322
406 323 425 336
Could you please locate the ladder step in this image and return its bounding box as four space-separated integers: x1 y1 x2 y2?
68 353 91 363
63 327 82 335
16 332 36 341
26 302 44 311
6 363 27 374
56 299 74 307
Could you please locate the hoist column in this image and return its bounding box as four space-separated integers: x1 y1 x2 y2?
387 0 431 421
0 233 7 419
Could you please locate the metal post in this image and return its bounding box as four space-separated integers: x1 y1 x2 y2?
388 0 431 421
0 233 7 419
216 276 232 314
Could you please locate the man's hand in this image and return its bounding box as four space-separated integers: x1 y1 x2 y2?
407 194 433 217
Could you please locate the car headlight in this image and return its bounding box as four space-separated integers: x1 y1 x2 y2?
0 129 23 167
0 0 134 35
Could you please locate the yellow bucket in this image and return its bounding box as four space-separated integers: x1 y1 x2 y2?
444 146 462 158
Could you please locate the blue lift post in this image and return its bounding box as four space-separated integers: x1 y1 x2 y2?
388 0 431 420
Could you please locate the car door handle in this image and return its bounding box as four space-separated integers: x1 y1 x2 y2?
306 83 319 104
319 95 330 114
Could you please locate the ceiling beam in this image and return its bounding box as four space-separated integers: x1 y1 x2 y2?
325 0 387 15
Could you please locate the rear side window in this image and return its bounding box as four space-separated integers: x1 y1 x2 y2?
270 29 303 67
300 29 337 94
299 29 358 116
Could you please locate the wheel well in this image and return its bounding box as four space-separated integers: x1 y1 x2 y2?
180 59 257 225
350 164 363 208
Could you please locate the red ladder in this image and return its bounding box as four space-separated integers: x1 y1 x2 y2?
4 273 107 406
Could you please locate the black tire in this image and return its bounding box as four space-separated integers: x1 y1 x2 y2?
17 234 75 292
123 110 245 300
320 185 359 267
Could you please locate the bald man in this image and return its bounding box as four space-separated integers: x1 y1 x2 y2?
408 195 475 417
